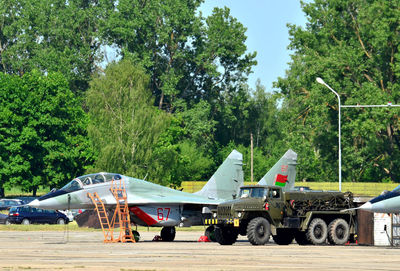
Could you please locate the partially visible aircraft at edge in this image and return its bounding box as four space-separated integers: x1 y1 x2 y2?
358 186 400 213
29 149 298 240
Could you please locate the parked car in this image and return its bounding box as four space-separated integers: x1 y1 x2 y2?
8 206 69 225
0 213 10 225
0 199 24 210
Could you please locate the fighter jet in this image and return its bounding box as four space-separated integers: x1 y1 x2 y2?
358 185 400 213
29 150 244 240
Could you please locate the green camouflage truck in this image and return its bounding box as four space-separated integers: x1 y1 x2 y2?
205 185 357 245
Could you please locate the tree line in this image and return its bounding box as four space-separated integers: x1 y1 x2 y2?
0 0 399 196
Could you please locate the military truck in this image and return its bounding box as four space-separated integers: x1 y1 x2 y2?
205 185 357 246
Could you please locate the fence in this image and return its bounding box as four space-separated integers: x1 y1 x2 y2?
180 181 399 196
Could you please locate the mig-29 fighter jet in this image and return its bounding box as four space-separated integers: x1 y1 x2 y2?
29 150 244 241
358 185 400 213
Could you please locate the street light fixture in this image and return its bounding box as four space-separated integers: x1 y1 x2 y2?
316 77 400 191
316 77 342 191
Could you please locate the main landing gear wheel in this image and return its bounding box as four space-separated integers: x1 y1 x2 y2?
247 217 271 245
214 226 238 245
205 225 216 242
328 218 350 245
161 226 176 241
132 230 141 242
306 218 328 245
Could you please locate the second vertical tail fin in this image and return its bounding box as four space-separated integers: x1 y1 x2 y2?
194 150 244 200
257 149 297 191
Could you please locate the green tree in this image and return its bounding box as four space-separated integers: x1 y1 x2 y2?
153 102 216 186
86 60 171 183
0 71 92 197
0 0 103 93
103 1 256 111
276 0 400 182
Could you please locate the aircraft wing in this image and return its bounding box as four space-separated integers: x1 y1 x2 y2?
124 178 224 206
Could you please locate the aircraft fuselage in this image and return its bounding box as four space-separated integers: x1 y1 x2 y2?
29 173 219 227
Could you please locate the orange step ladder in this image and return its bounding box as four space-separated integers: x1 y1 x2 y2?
87 192 115 243
110 177 135 243
88 176 135 243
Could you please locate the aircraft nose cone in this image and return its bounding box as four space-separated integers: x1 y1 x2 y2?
359 201 372 211
28 199 40 208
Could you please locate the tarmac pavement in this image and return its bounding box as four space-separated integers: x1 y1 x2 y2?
0 230 399 271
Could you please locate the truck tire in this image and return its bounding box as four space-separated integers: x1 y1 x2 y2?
306 218 328 245
247 217 271 245
161 226 176 241
294 231 309 245
205 225 216 242
273 229 294 245
328 218 349 245
215 226 238 245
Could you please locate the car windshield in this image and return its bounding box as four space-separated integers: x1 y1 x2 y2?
9 207 17 212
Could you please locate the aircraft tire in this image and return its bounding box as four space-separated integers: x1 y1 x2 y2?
294 231 310 245
161 226 176 241
247 217 271 245
205 225 216 242
272 229 294 245
214 226 238 245
306 218 328 245
328 218 349 245
132 230 140 242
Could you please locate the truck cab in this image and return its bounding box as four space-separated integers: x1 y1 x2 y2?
236 185 284 224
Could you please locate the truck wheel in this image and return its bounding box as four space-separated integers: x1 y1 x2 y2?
328 218 349 245
306 218 327 245
247 217 271 245
205 225 216 242
215 226 238 245
160 226 176 241
273 229 294 245
294 231 309 245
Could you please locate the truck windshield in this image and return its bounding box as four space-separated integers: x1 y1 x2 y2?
239 187 267 198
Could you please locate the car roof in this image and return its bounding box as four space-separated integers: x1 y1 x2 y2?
0 199 23 202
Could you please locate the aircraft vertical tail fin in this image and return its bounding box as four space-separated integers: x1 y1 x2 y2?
194 150 243 200
257 149 297 191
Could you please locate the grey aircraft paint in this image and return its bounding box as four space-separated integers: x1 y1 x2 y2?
257 149 297 191
359 185 400 213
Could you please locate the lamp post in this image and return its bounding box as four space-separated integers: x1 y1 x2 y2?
316 77 342 191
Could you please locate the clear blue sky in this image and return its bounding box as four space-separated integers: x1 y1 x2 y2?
200 1 308 91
